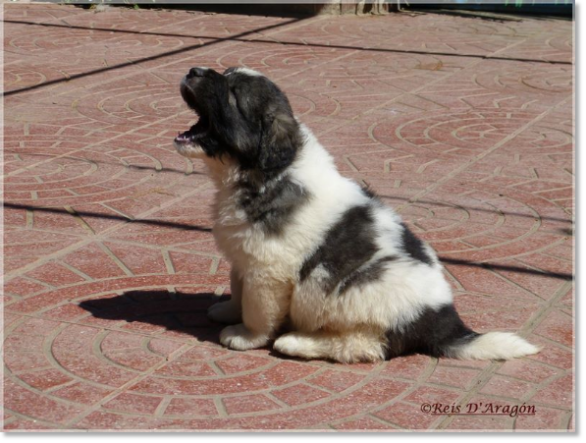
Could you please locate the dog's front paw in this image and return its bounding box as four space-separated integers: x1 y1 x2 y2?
219 324 268 351
207 300 241 324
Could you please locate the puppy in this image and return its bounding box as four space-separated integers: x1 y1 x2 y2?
173 67 540 363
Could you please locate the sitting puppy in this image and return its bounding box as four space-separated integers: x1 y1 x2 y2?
174 67 539 363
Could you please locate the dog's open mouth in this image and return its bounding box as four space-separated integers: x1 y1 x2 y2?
174 115 210 146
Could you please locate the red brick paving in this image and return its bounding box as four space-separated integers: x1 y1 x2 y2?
2 3 574 431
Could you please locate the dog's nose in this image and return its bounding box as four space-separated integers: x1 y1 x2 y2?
187 67 208 79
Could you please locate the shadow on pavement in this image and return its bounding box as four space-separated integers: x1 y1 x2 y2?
78 290 225 345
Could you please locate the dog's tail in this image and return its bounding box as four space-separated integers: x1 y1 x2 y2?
385 305 540 361
444 331 540 360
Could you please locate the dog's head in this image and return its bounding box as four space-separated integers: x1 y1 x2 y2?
174 67 302 177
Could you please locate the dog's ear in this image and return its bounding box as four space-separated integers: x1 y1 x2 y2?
258 111 301 174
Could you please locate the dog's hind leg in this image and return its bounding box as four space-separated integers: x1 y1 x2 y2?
273 330 386 363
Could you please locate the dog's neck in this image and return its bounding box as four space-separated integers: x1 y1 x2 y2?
203 156 242 189
204 155 297 230
203 155 289 193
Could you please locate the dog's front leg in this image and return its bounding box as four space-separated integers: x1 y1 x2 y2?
219 275 291 351
207 267 243 324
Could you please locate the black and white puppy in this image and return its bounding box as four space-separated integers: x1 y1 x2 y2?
174 67 539 363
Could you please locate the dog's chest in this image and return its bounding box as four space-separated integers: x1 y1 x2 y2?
212 190 279 265
213 218 298 275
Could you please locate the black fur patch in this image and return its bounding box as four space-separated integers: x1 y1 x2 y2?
385 304 479 358
401 223 433 265
338 255 398 295
299 205 379 293
239 175 310 235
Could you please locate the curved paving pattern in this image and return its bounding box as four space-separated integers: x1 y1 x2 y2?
2 3 574 431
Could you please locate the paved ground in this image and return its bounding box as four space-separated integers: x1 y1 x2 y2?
2 2 574 432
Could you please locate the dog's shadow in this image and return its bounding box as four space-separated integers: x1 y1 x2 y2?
78 290 297 359
78 290 227 346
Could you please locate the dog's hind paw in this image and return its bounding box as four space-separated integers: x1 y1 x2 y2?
273 334 317 359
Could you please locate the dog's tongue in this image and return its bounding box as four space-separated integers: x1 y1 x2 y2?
175 131 192 143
